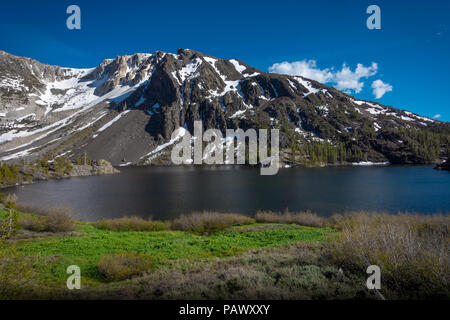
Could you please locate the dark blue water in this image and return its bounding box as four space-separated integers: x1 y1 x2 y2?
6 165 450 221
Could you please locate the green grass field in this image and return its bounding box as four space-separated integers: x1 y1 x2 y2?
0 209 330 290
1 209 447 299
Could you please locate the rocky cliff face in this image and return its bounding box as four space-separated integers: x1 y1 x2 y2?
0 49 448 166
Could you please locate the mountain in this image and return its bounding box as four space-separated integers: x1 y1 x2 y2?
0 49 448 166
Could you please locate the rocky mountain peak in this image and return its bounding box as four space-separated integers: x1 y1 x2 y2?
0 49 448 167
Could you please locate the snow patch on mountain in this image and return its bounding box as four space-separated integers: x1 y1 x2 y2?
31 68 95 113
229 59 246 73
172 57 202 84
0 75 28 92
294 77 319 97
96 110 131 134
142 127 188 162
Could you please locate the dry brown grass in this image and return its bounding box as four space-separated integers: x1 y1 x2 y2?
76 243 366 300
90 212 254 234
255 210 326 227
170 211 255 234
327 212 450 298
92 216 167 232
97 252 154 282
18 207 75 232
15 204 49 216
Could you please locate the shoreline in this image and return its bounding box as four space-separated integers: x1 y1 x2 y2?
0 161 120 190
1 161 439 192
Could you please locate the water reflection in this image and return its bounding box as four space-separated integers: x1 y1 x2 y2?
5 165 449 221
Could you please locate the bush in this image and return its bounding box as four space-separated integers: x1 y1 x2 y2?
255 210 326 227
97 252 154 282
170 212 255 234
92 216 167 232
19 207 75 233
0 194 19 239
0 250 35 299
89 243 363 300
0 211 19 239
327 212 450 299
53 157 73 177
0 164 20 184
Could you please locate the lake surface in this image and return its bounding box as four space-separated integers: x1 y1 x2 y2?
5 165 450 221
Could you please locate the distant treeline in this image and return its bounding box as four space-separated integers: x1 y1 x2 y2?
0 164 20 184
0 156 73 185
287 126 449 165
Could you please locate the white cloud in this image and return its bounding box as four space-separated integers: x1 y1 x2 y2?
269 60 379 94
268 60 333 83
433 114 441 119
371 79 393 99
335 63 378 94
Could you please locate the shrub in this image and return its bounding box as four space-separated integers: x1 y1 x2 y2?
45 209 75 232
255 210 326 227
91 243 363 300
0 164 20 184
53 157 72 177
97 252 154 282
170 211 255 234
15 204 47 216
0 194 19 239
327 212 450 299
0 192 5 203
19 207 75 232
0 211 19 239
0 250 35 299
92 216 167 232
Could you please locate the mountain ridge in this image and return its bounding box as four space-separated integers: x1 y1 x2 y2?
0 49 448 167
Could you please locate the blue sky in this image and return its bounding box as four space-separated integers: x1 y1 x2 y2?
0 0 449 120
